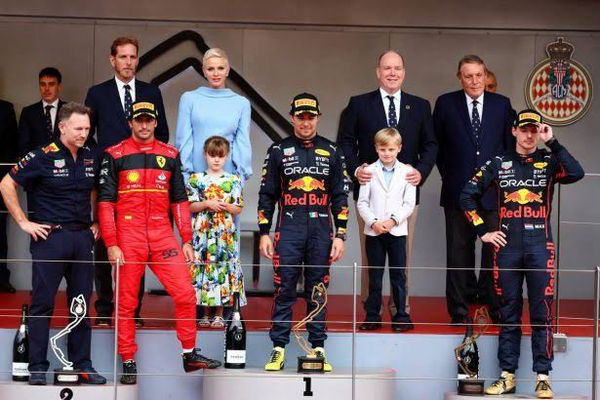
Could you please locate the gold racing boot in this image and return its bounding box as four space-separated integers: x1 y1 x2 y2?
535 374 554 399
485 371 516 395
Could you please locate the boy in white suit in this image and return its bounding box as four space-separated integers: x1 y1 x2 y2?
357 128 416 332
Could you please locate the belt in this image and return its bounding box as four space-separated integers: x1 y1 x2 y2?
38 222 91 232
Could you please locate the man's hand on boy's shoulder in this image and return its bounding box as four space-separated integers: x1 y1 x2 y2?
405 166 421 186
356 163 373 185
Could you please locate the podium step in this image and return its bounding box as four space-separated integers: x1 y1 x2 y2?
444 391 586 399
0 380 138 399
203 367 395 400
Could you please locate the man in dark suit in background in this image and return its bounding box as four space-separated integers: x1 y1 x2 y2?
85 36 169 327
0 99 18 293
433 54 515 324
18 67 66 157
338 50 437 329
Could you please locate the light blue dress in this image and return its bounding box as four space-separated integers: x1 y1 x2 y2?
175 86 252 182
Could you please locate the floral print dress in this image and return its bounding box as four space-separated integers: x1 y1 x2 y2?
187 172 246 307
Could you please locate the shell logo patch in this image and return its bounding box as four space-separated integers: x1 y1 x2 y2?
127 171 140 183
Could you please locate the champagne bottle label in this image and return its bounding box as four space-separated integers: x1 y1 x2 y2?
12 362 29 377
226 350 246 364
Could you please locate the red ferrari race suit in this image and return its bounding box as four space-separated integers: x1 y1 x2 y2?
98 137 195 360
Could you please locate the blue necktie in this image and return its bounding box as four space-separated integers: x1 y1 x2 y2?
471 100 481 141
124 84 133 120
44 105 53 139
387 96 397 127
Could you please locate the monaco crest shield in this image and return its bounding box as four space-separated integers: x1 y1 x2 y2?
525 37 593 126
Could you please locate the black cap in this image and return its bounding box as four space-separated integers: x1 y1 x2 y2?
514 109 542 127
130 101 158 120
289 93 321 116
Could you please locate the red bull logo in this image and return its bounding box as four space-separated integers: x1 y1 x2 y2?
337 207 349 221
288 176 326 192
257 210 269 225
283 193 328 206
466 210 484 226
545 242 555 296
504 188 543 205
500 206 548 219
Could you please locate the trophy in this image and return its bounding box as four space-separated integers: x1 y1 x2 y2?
50 294 87 385
454 307 490 395
292 282 328 373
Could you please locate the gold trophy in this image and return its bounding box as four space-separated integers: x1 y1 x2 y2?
292 282 328 373
454 307 490 395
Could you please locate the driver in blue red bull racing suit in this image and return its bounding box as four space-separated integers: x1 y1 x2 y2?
460 109 584 398
258 93 350 372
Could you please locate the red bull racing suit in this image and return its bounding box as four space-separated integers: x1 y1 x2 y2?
98 138 197 360
258 134 350 348
460 139 584 373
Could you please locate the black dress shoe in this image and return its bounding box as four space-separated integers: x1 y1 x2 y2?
28 372 47 385
359 321 382 331
95 316 111 327
0 281 16 293
134 314 144 328
450 316 467 326
392 322 414 332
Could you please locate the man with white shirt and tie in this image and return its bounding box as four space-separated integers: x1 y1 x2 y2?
433 54 515 325
338 50 437 323
18 67 66 157
85 36 169 327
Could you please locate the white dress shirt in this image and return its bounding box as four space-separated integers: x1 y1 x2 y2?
115 76 136 110
42 99 60 128
465 92 484 123
380 88 401 124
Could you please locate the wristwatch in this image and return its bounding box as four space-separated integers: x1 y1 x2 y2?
335 230 347 241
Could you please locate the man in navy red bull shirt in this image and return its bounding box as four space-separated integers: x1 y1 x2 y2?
258 93 350 372
460 109 584 398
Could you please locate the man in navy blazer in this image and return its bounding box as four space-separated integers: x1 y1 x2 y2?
18 67 66 157
85 37 169 154
433 55 515 324
85 36 169 327
0 99 18 293
338 50 437 318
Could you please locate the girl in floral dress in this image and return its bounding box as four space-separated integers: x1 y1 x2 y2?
187 136 246 328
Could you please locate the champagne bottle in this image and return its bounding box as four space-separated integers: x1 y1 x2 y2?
12 304 29 382
224 292 246 369
457 317 479 381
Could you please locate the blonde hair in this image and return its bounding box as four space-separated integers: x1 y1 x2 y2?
202 48 229 66
374 127 402 147
204 136 230 157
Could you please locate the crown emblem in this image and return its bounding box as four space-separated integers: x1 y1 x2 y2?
546 37 574 61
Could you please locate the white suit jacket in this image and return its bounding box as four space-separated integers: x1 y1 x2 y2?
357 160 416 237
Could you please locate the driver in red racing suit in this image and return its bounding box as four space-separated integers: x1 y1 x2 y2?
98 101 220 384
